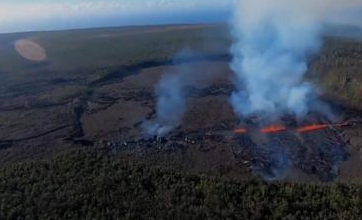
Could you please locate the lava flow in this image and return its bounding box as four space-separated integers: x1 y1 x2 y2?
260 125 286 134
233 121 353 135
233 125 288 134
234 128 247 134
296 124 329 133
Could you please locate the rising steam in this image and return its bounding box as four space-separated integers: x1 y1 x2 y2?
142 50 213 137
230 0 362 119
142 72 186 137
144 0 362 137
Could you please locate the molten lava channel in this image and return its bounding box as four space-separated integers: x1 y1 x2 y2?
233 123 335 135
260 125 286 134
234 128 247 134
296 124 329 133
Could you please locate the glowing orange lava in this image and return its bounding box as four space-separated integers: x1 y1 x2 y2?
297 124 329 133
260 125 286 133
234 128 247 134
233 122 347 135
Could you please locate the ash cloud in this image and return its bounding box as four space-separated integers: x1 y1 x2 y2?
230 0 362 119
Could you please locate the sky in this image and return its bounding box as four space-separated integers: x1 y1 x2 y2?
0 0 234 33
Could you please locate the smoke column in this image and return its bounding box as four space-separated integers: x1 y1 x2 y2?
143 50 215 137
230 0 362 119
143 72 186 137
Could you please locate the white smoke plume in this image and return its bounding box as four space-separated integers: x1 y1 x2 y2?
142 72 187 137
230 0 362 119
142 50 215 137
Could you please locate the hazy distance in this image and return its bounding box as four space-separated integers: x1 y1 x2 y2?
0 0 232 33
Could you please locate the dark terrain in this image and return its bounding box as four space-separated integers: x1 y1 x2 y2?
0 24 362 182
2 24 362 219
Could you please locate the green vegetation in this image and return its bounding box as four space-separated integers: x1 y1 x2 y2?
1 24 362 109
308 38 362 109
0 25 229 74
1 148 362 220
2 25 362 220
0 24 230 98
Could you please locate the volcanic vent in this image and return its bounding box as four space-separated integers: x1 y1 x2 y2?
94 0 362 181
232 112 359 181
103 84 361 182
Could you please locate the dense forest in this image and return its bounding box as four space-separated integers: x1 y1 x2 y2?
0 148 361 220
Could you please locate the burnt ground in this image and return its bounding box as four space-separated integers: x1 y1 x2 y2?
1 57 362 182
